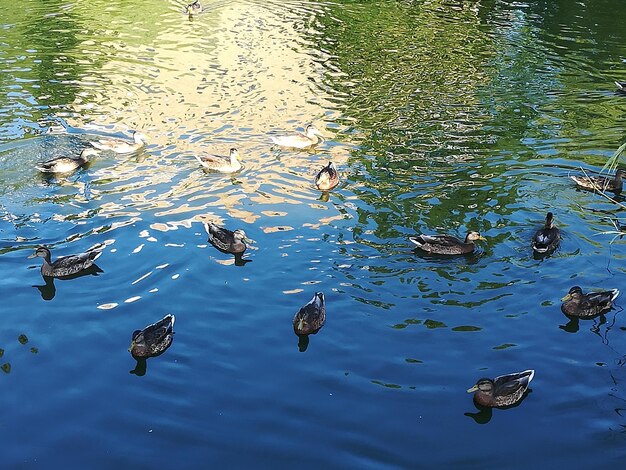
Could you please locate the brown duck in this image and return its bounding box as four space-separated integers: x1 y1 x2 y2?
467 370 535 408
129 314 175 358
560 286 619 318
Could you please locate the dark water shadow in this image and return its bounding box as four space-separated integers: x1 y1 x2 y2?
296 327 322 352
32 264 103 300
208 243 252 266
464 389 533 424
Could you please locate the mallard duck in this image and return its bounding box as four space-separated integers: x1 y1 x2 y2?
90 130 147 154
194 148 242 173
28 246 102 277
204 222 248 254
532 212 560 254
271 125 324 149
36 148 99 174
314 162 340 191
129 314 175 358
293 292 326 335
561 286 619 318
467 370 535 408
570 169 626 193
409 231 485 255
186 0 202 14
615 81 626 93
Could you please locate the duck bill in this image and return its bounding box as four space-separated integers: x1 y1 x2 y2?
478 236 487 241
128 341 135 353
466 385 479 393
561 294 572 301
27 253 37 259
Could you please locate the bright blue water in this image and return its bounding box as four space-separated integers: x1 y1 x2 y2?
2 0 626 467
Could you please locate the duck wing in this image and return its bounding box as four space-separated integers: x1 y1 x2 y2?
271 133 310 148
52 250 102 275
418 234 463 246
582 290 619 309
142 315 175 345
36 156 81 173
493 370 534 396
205 223 234 251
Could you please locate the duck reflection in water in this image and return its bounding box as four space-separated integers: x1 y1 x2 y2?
31 262 103 301
129 314 175 377
204 222 253 266
293 292 326 352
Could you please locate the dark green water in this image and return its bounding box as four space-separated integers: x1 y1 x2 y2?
1 0 626 466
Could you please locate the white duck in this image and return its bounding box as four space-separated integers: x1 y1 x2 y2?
90 130 147 154
271 125 325 149
194 148 242 173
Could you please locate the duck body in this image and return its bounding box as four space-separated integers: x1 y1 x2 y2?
204 222 248 254
129 314 175 358
293 292 326 335
532 212 560 254
561 286 619 318
615 81 626 93
570 169 625 193
186 0 202 14
36 148 98 174
314 162 339 191
195 148 241 173
467 370 535 408
409 231 484 255
28 246 102 277
90 130 147 154
271 125 324 149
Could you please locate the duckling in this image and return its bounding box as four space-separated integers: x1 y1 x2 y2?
293 292 326 335
129 314 175 358
615 81 626 93
314 162 340 191
90 130 147 154
194 148 241 173
561 286 620 318
409 231 485 255
28 246 102 277
532 212 560 254
186 0 202 14
271 125 324 149
467 370 535 408
36 148 99 174
204 222 248 254
570 169 626 193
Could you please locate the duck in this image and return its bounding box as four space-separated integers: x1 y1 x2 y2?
293 292 326 335
204 222 248 254
467 370 535 408
615 81 626 93
129 314 175 358
186 0 202 14
314 162 340 191
28 246 102 277
90 130 147 154
532 212 560 254
194 148 242 173
409 231 485 255
271 125 325 149
570 169 626 193
36 148 99 174
561 286 620 318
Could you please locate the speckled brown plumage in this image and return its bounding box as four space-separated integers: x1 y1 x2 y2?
293 292 326 335
409 231 484 255
129 314 175 359
561 286 619 318
467 370 534 408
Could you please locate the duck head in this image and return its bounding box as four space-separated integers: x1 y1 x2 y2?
467 378 494 395
28 246 51 261
465 231 485 243
305 125 325 141
561 286 583 302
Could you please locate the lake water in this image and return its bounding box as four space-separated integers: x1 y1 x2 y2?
2 0 626 467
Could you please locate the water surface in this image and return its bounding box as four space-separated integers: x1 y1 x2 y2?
2 0 626 467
